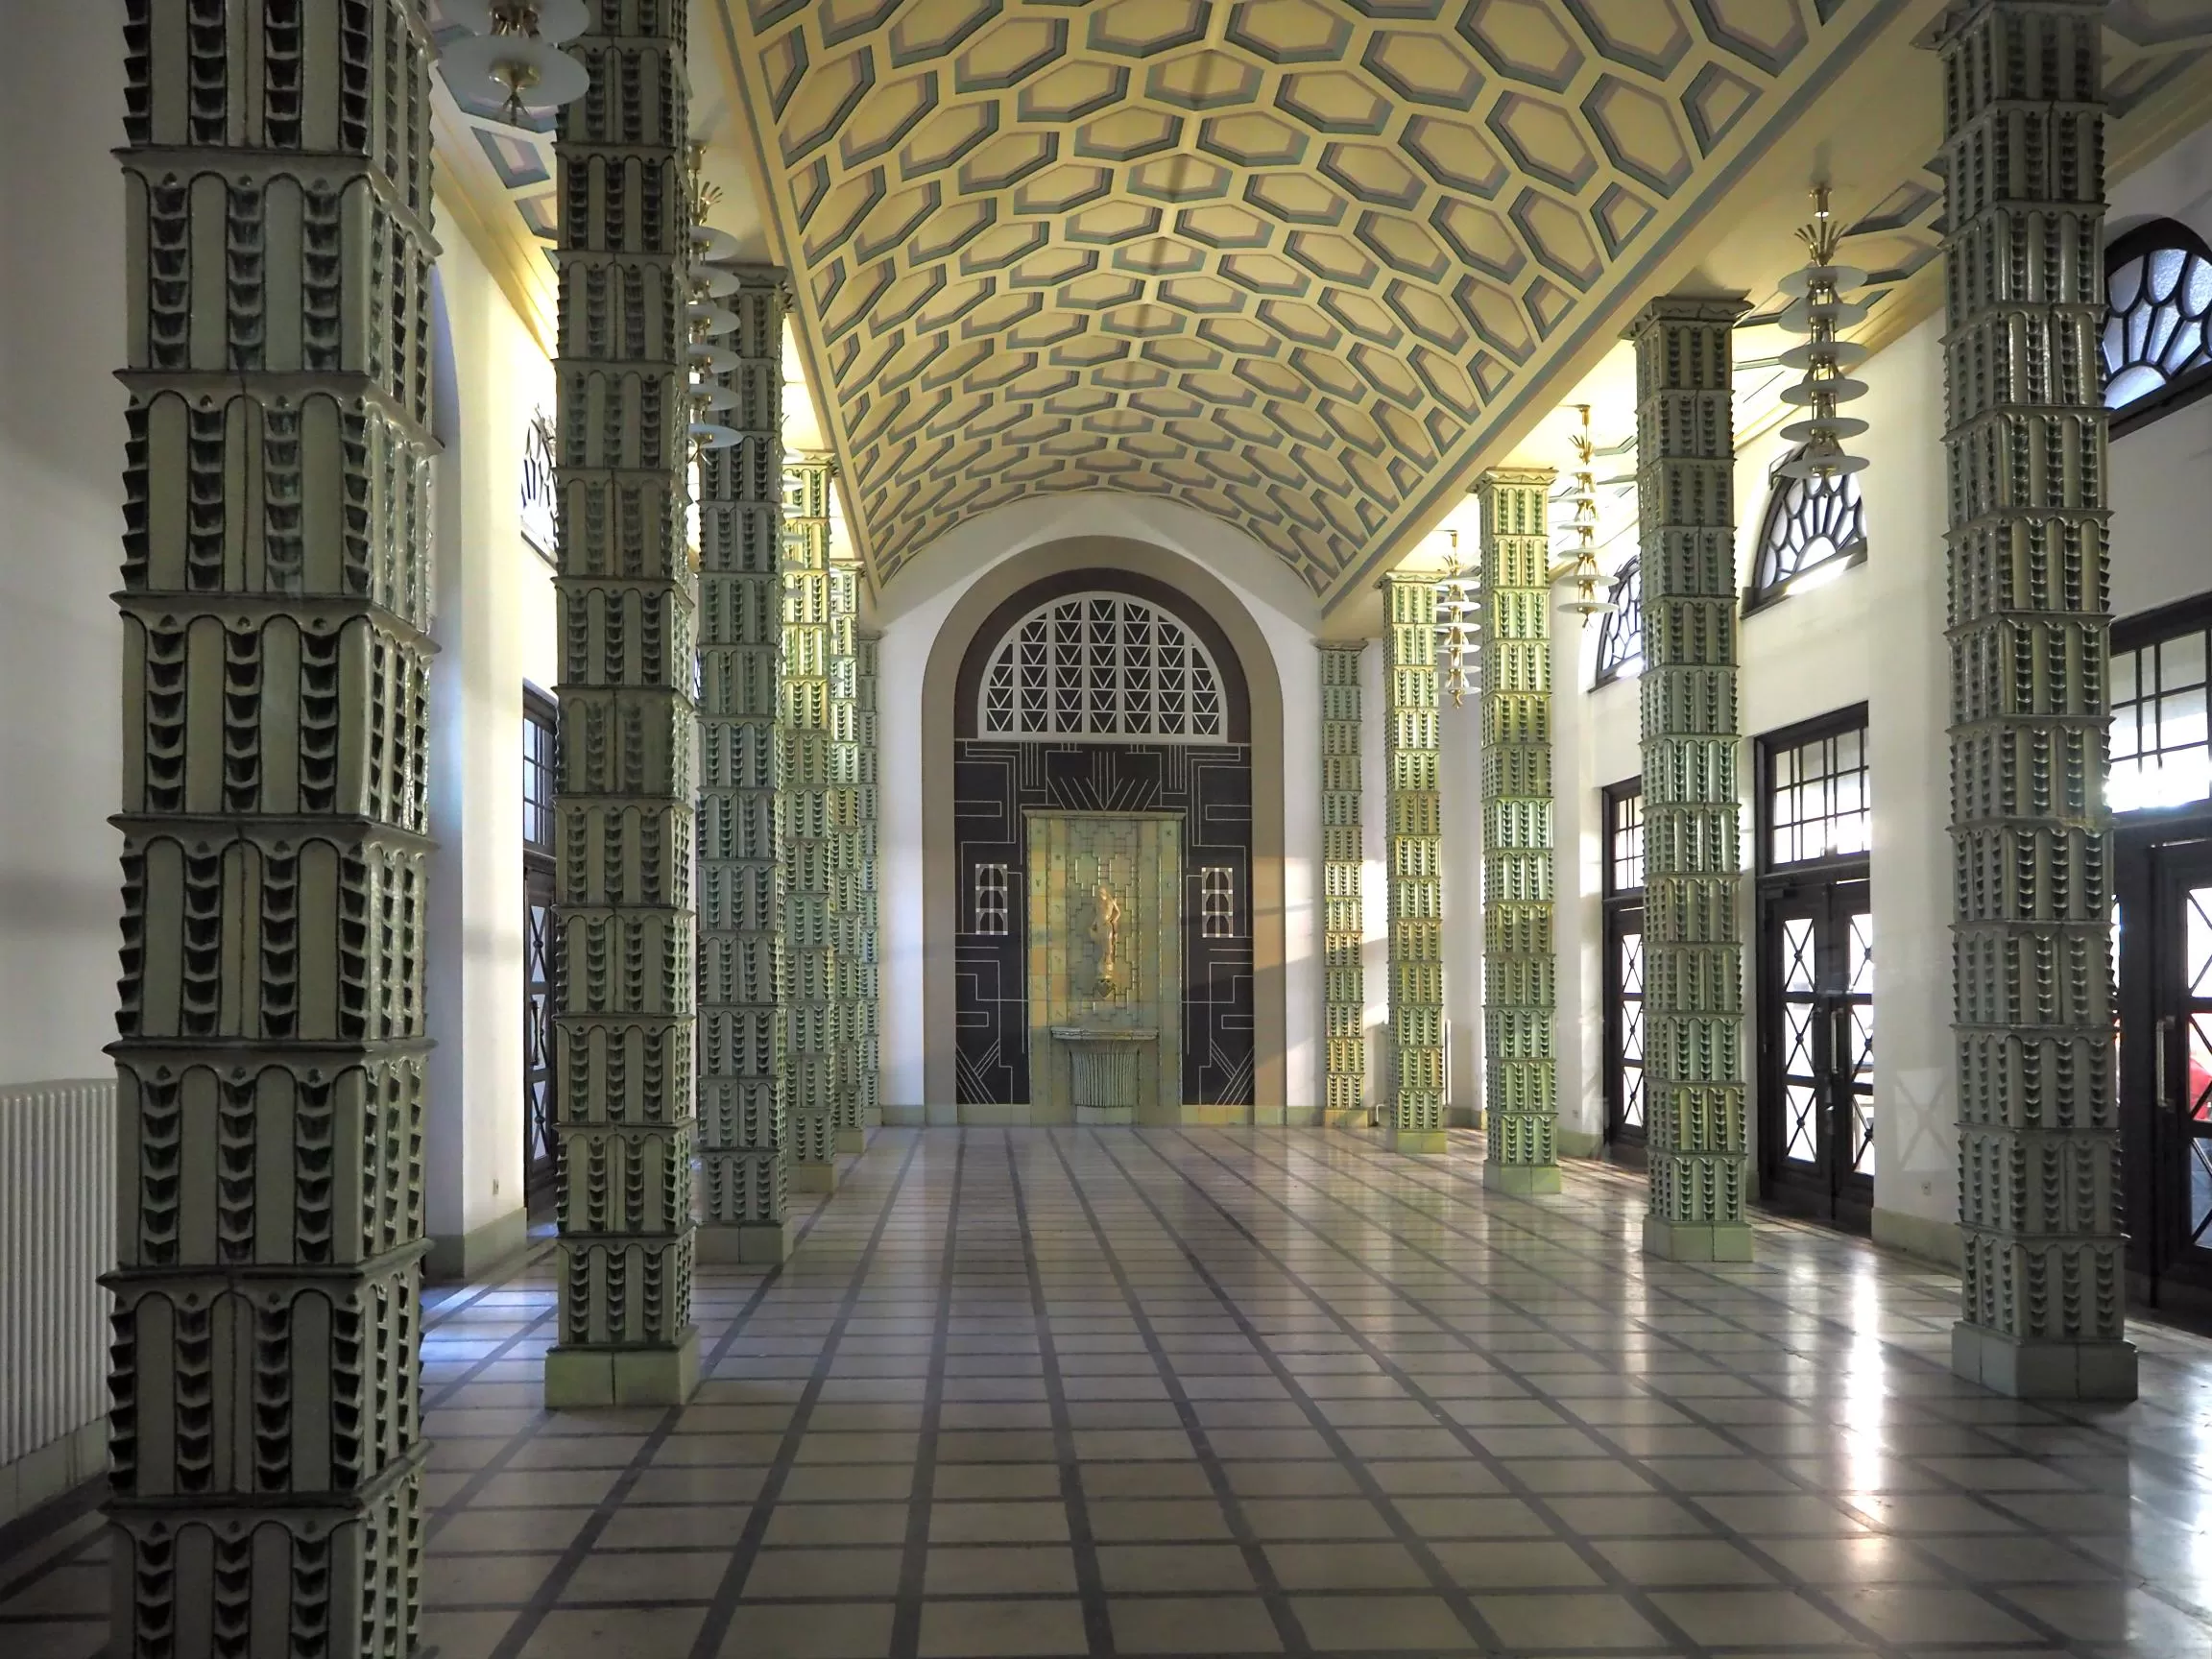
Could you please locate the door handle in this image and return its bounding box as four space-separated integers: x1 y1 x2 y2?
2157 1015 2176 1115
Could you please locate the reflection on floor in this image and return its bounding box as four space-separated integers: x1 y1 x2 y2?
7 1127 2212 1657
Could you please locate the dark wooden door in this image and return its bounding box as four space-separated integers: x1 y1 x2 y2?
1758 876 1874 1230
2120 838 2212 1316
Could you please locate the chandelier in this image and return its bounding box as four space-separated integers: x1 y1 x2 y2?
1550 405 1617 623
1775 184 1871 480
1432 531 1481 707
440 1 589 125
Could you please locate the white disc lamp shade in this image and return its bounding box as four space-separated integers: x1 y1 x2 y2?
440 32 589 121
443 0 590 43
691 225 741 263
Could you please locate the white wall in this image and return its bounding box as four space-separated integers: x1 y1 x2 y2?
0 0 124 1090
422 207 557 1269
873 493 1325 1113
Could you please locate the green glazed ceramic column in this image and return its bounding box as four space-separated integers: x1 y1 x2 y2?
1318 642 1368 1124
697 267 790 1264
1629 295 1752 1263
782 454 841 1190
855 628 883 1136
1477 469 1561 1194
1382 575 1447 1154
829 547 867 1154
544 0 701 1407
110 2 438 1646
1940 0 2136 1400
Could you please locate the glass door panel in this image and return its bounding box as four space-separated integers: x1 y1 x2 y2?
1758 878 1873 1229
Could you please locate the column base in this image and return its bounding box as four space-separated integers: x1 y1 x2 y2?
696 1222 788 1265
544 1329 700 1408
1950 1323 2139 1401
1642 1215 1754 1262
835 1126 871 1155
792 1159 841 1193
1483 1163 1562 1196
1390 1128 1449 1155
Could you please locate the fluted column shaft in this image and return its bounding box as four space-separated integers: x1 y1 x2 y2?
855 629 883 1135
697 267 788 1264
544 0 700 1407
1382 576 1446 1153
109 3 438 1649
1940 0 2136 1400
1319 642 1367 1123
828 548 867 1154
1629 296 1752 1262
1477 469 1561 1194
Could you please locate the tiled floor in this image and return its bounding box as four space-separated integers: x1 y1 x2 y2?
10 1128 2212 1657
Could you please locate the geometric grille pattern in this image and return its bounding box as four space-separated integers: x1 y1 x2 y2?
718 0 1884 598
1594 557 1645 685
1383 575 1446 1151
1319 642 1366 1121
2102 218 2212 417
110 5 438 1645
1476 469 1560 1190
545 0 701 1409
1747 453 1866 602
697 269 792 1260
1941 0 2134 1400
980 592 1226 742
1630 294 1751 1262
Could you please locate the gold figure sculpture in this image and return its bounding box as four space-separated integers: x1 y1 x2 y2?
1092 883 1124 999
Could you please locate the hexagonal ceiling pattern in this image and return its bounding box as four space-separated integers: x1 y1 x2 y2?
709 1 1909 599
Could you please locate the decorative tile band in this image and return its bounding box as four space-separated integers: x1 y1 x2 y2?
782 455 840 1171
1382 577 1445 1151
1318 642 1367 1120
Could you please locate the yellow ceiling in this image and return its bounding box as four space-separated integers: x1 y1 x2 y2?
694 0 2212 613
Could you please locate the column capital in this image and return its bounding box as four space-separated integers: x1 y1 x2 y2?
1623 293 1752 338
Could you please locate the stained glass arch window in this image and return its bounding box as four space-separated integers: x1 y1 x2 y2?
2104 219 2212 422
1593 559 1643 686
1747 451 1866 606
977 590 1228 742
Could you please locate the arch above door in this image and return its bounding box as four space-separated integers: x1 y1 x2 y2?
919 537 1288 1117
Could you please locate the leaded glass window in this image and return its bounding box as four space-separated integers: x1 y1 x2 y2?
2104 220 2212 421
1748 450 1865 604
978 591 1227 742
1607 786 1644 896
523 692 557 854
2112 611 2212 814
1593 559 1643 685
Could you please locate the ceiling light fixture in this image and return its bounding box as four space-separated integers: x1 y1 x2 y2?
439 0 590 125
1431 529 1482 707
1776 184 1872 481
1550 405 1618 623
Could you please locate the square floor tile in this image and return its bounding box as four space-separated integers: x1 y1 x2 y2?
522 1607 708 1659
1109 1596 1282 1654
717 1602 895 1659
1095 1544 1258 1594
924 1546 1078 1596
1288 1594 1479 1651
1262 1541 1430 1590
739 1549 903 1599
1649 1588 1857 1647
916 1598 1089 1657
1591 1536 1779 1587
560 1550 731 1604
1086 1499 1232 1541
1428 1540 1603 1590
1465 1591 1668 1650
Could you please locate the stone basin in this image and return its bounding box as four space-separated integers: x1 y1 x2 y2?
1049 1027 1157 1123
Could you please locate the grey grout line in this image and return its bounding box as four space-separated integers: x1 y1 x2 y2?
461 1141 914 1659
1095 1126 1790 1659
887 1129 965 1659
681 1130 930 1659
1000 1129 1118 1654
1036 1127 1316 1656
1290 1131 2212 1637
1187 1129 2113 1658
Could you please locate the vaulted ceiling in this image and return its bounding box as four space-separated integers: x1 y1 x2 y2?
702 0 2212 611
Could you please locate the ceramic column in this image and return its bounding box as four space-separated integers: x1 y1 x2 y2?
1382 576 1447 1153
855 628 883 1137
828 547 868 1154
1319 642 1367 1124
543 0 700 1407
1477 469 1562 1193
697 267 788 1263
1941 0 2136 1399
782 455 841 1188
1629 296 1753 1262
109 3 437 1648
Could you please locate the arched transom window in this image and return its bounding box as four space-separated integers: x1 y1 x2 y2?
2104 219 2212 421
1748 450 1866 605
1593 559 1644 686
979 591 1227 742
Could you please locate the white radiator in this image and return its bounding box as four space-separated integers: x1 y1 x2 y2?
0 1078 114 1474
